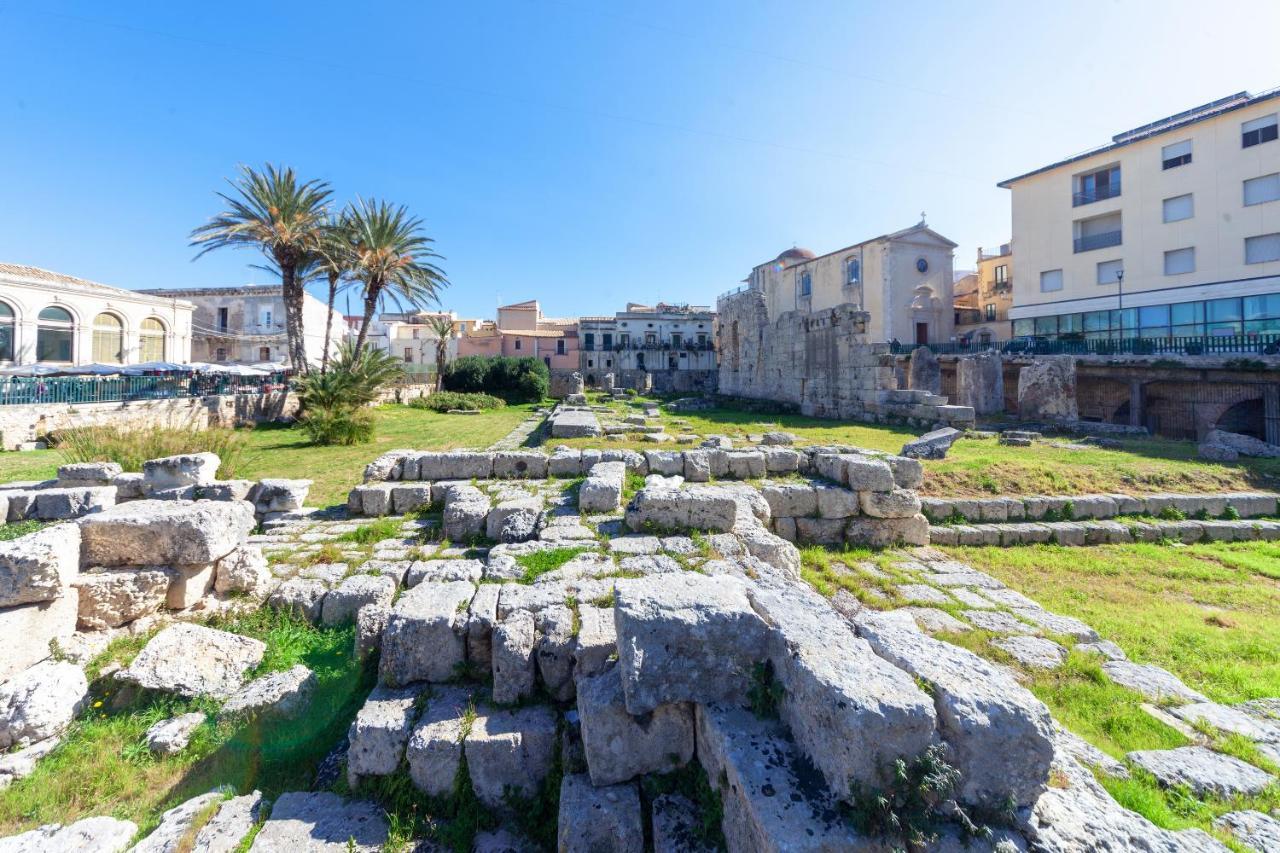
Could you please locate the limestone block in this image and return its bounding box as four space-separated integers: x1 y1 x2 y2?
859 488 923 519
486 498 542 544
614 573 768 715
120 624 265 699
442 485 491 542
492 609 537 704
166 562 215 609
556 774 643 853
320 574 395 627
390 484 434 515
724 450 765 479
759 483 817 518
249 479 311 513
379 580 473 686
142 452 221 491
56 461 123 485
78 500 255 567
267 577 327 624
0 523 80 607
73 568 170 629
579 462 625 513
624 485 740 533
1017 356 1078 422
413 451 494 481
465 704 558 810
548 448 584 477
643 450 684 476
573 604 616 680
466 583 500 670
247 791 387 851
0 660 88 749
406 685 473 797
220 664 315 720
908 347 941 394
145 712 205 757
577 664 694 786
814 483 860 519
492 451 548 479
535 604 577 702
845 514 930 547
347 683 425 779
214 545 272 597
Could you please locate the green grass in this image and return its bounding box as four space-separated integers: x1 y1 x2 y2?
336 517 404 546
553 403 1280 497
0 403 536 509
513 546 593 584
944 541 1280 703
0 609 372 838
0 520 46 541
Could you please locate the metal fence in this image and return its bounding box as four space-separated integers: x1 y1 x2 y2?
0 373 287 407
892 333 1280 358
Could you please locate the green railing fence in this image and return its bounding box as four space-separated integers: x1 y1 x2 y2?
0 373 288 406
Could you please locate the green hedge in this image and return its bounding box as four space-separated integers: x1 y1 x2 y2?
410 391 507 412
442 356 548 403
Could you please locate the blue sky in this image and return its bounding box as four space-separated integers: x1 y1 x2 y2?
2 0 1278 320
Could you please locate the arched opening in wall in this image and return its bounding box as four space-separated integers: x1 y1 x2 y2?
1216 398 1265 440
140 317 166 362
37 306 75 363
92 313 125 363
0 301 14 362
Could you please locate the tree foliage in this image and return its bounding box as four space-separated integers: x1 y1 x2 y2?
442 355 548 403
296 342 404 445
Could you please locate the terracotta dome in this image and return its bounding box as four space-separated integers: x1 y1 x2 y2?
775 247 815 263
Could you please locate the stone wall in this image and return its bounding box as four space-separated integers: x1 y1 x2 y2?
0 392 300 451
716 290 973 428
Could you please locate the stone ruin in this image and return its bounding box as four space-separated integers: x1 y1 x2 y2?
0 454 310 527
716 291 975 430
0 438 1255 849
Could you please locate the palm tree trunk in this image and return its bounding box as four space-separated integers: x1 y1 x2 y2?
280 262 309 374
435 342 446 391
321 271 339 374
355 285 380 356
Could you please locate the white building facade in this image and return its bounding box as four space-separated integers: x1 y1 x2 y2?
578 303 717 391
0 263 193 366
999 89 1280 345
140 285 344 366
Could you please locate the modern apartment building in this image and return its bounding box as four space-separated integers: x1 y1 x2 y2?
954 243 1014 344
999 90 1280 345
741 222 958 345
578 303 716 391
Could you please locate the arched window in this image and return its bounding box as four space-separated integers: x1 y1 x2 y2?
140 318 166 362
92 313 124 363
846 257 861 285
37 306 75 363
0 302 14 361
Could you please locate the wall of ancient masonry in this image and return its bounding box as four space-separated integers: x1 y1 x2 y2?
0 391 300 450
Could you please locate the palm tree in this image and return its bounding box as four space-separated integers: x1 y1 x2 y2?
345 198 448 355
309 215 357 373
424 314 455 391
191 164 332 374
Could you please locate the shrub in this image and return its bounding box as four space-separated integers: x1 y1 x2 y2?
299 407 375 446
297 342 404 446
409 392 506 413
53 422 251 477
442 356 548 403
1157 505 1186 521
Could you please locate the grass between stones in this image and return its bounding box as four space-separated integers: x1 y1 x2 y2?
513 546 593 584
0 520 46 541
943 541 1280 703
0 403 538 508
0 609 372 840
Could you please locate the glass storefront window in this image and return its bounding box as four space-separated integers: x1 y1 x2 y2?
1034 316 1058 335
1207 297 1242 323
1112 308 1137 335
1244 294 1280 320
1172 323 1204 337
1013 319 1034 336
1244 318 1280 335
1207 321 1243 337
1059 313 1083 333
1083 311 1110 332
1171 301 1204 325
1139 305 1170 328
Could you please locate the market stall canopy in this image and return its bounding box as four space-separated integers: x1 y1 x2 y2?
121 361 198 375
0 364 68 376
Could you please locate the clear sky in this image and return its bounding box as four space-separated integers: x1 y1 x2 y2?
2 0 1278 321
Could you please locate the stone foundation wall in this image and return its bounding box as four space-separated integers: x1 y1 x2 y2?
0 392 300 450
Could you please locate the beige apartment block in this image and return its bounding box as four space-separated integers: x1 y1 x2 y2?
999 90 1280 344
742 221 958 346
954 243 1013 345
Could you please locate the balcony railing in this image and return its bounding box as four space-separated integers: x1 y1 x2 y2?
612 341 716 352
1072 182 1121 206
1074 230 1122 253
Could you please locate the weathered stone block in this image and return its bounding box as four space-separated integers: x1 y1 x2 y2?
0 523 80 607
465 704 558 810
577 664 694 786
78 500 254 567
379 580 473 686
347 683 424 779
556 774 643 853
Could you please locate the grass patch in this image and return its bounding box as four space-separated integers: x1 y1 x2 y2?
51 423 252 479
0 520 46 542
336 517 403 545
0 609 371 837
513 547 592 584
1100 768 1280 844
944 541 1280 703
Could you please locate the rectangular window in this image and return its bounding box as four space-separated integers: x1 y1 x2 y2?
1245 233 1280 265
602 333 613 349
1244 173 1280 206
984 304 995 321
217 307 228 330
1162 194 1194 223
258 346 271 361
1171 301 1205 326
1208 297 1243 323
1034 316 1059 335
1164 247 1196 275
670 333 682 348
556 339 565 355
1073 165 1121 206
1162 139 1192 169
1074 212 1122 252
583 333 594 351
1083 311 1111 333
1242 113 1278 148
1012 318 1034 337
1096 259 1124 285
1060 313 1083 334
1040 269 1063 292
514 339 522 350
994 264 1008 284
1244 294 1280 320
215 347 227 361
259 308 273 327
404 348 413 363
1139 304 1170 329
